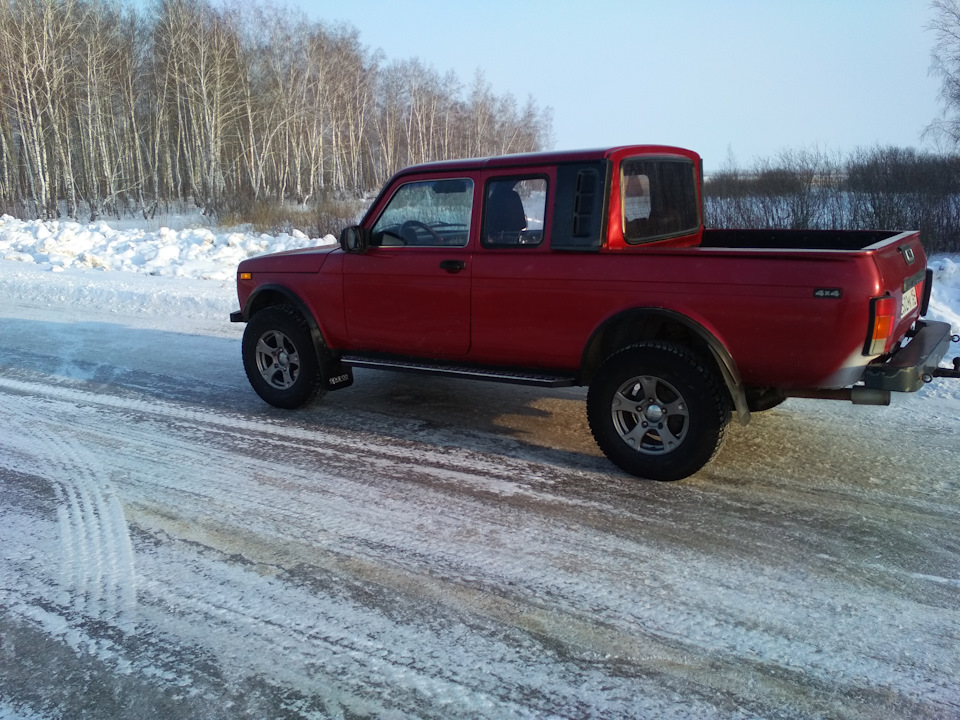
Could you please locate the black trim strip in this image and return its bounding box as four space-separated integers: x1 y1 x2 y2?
340 354 576 388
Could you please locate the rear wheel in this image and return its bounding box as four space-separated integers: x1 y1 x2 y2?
242 306 326 409
587 342 730 481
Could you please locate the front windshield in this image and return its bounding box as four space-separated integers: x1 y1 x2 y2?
372 178 474 247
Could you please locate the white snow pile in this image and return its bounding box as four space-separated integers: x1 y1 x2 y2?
0 214 337 282
0 212 958 337
928 254 960 332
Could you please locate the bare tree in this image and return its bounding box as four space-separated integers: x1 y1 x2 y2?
72 1 147 219
0 0 83 218
0 0 554 219
928 0 960 145
703 145 960 253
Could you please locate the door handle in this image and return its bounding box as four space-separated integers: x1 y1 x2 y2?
439 260 466 274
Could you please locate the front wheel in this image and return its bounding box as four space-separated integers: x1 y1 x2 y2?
242 306 326 409
587 343 731 481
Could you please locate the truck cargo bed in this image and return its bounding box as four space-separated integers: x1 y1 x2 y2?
702 228 901 251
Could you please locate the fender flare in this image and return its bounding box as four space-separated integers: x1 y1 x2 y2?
582 307 751 425
242 283 331 364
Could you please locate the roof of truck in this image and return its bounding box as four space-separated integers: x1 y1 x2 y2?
390 145 700 178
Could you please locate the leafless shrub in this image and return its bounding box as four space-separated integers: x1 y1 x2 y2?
705 146 960 253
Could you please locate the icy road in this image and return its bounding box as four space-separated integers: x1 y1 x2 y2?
1 263 959 719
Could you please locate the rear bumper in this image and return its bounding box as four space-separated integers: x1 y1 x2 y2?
862 320 953 392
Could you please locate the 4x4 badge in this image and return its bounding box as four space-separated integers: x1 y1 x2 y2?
814 288 842 298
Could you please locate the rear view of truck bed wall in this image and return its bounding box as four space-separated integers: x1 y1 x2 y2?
701 228 899 251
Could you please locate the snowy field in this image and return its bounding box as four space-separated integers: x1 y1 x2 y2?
1 214 959 719
1 213 958 329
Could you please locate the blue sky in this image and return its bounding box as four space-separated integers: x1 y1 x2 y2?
292 0 941 172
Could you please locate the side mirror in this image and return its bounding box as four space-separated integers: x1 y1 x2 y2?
339 225 369 254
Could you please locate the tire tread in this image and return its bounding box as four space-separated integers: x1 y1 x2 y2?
586 341 731 480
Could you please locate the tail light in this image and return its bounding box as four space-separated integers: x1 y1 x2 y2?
864 296 897 355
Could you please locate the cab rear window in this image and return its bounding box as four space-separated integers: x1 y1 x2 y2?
621 158 699 244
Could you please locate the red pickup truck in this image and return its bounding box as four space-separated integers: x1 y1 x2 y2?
232 145 959 481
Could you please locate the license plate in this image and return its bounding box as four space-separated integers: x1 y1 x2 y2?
901 284 918 319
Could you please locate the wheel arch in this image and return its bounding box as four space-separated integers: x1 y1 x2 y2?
243 284 330 358
580 308 751 425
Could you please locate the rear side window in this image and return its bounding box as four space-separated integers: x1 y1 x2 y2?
482 177 547 247
551 161 607 250
621 158 699 244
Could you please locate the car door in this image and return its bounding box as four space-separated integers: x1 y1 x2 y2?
470 169 562 365
342 176 476 357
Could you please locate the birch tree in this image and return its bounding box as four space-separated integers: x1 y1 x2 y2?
0 0 553 217
929 0 960 145
0 0 81 218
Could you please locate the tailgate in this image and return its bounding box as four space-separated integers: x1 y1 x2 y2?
865 231 928 352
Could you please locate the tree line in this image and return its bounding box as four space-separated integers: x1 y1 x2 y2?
0 0 552 221
705 0 960 255
6 0 960 255
703 147 960 254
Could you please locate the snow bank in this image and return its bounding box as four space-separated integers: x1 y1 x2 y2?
1 213 959 335
0 215 337 282
928 255 960 333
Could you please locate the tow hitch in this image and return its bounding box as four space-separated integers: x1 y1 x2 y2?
928 334 960 381
864 321 955 392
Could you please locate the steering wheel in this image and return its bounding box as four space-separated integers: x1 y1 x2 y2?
400 220 443 245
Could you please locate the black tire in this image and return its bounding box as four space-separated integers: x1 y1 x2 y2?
242 305 326 409
587 342 731 481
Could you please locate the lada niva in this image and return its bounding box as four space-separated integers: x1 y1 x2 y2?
233 146 959 480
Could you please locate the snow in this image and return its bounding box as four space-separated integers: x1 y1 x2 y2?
2 212 959 334
927 254 960 331
0 214 337 282
1 214 959 718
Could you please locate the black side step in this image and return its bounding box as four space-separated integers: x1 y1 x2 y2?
340 354 577 388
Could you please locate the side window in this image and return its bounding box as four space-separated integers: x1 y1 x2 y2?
371 178 473 247
551 162 606 250
482 177 547 247
621 159 699 243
